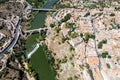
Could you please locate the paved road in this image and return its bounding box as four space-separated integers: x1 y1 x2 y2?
0 15 23 55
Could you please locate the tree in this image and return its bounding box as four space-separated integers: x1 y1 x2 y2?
110 13 115 16
84 12 90 17
83 33 95 43
67 77 73 80
98 42 103 49
69 32 79 38
98 39 107 49
0 26 3 29
80 33 83 38
115 7 120 11
55 27 61 33
65 22 74 28
50 23 55 28
101 51 108 58
69 45 75 51
117 24 120 29
102 39 107 44
106 63 110 68
61 56 67 63
62 36 67 43
88 69 94 80
89 4 97 9
108 55 111 59
0 0 8 4
61 13 71 22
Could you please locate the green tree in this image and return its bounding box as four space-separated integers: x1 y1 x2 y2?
67 77 73 80
110 13 115 16
106 63 110 68
101 51 108 58
69 32 79 38
50 23 55 28
83 33 95 43
89 4 97 9
69 45 75 51
80 33 83 38
61 13 71 22
98 39 107 49
0 26 3 29
65 22 74 28
55 27 61 33
84 12 90 17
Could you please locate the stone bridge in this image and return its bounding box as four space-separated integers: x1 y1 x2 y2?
24 27 47 34
31 8 57 12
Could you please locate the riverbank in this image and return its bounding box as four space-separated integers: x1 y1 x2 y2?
24 0 59 80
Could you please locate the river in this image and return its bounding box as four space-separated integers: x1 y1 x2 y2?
25 0 58 80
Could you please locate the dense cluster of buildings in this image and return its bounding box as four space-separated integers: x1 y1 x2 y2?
45 0 120 79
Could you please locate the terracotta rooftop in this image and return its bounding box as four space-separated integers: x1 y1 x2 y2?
87 57 99 66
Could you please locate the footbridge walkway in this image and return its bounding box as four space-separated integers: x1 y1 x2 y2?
24 28 47 34
31 8 57 12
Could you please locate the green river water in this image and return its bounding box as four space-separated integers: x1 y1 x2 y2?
25 0 58 80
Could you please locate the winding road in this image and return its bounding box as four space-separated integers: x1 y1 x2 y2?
0 14 23 55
